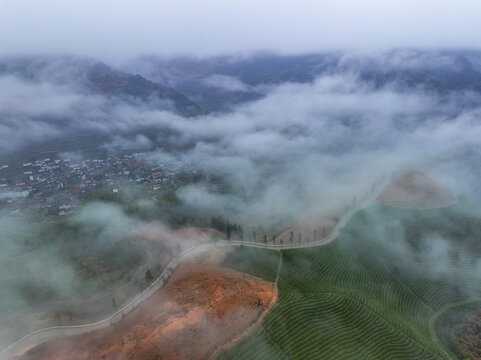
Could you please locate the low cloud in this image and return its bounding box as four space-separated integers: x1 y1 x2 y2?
2 65 479 223
202 74 250 92
2 52 481 352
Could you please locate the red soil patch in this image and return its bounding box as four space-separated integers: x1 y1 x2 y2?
454 308 481 359
377 171 456 209
17 265 274 360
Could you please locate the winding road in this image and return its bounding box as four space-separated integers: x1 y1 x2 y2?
0 177 388 359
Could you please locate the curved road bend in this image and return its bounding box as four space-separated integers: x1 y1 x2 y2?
0 177 388 359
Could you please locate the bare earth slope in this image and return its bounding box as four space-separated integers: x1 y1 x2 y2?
377 170 457 209
454 308 481 360
17 265 274 360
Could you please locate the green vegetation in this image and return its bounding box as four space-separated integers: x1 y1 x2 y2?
210 216 243 239
36 218 147 279
218 204 481 359
0 207 168 311
221 246 280 283
17 280 58 305
103 185 243 233
83 191 121 203
155 190 180 206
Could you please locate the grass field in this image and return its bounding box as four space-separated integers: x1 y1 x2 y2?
218 204 481 359
221 246 281 283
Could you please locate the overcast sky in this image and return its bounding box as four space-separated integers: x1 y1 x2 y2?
1 0 481 61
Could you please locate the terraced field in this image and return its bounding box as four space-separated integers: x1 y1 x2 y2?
218 204 481 359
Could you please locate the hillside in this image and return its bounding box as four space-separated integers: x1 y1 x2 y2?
219 204 481 359
17 265 275 360
86 63 202 116
377 171 457 209
128 50 481 109
0 57 202 117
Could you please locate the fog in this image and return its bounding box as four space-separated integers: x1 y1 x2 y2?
2 49 481 353
2 0 481 356
3 1 481 61
2 55 481 222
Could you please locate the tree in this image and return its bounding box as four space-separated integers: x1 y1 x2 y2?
145 269 153 282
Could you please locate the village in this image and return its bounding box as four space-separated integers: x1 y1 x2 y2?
0 153 200 217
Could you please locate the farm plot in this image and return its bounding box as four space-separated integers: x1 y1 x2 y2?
218 204 481 359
